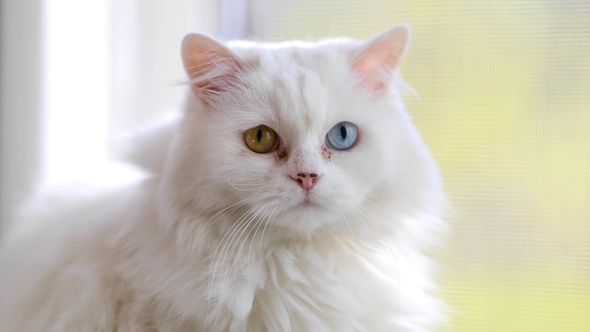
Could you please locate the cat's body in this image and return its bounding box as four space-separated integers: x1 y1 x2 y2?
0 25 447 331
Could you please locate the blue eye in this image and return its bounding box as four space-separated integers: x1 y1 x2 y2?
326 122 359 150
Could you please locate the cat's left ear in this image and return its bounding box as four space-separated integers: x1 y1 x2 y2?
350 24 410 92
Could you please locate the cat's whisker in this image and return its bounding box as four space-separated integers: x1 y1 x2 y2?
227 176 262 192
235 201 277 280
191 174 263 190
327 201 347 239
200 193 262 236
213 196 271 272
203 194 256 225
225 201 273 285
209 206 259 325
335 205 357 244
204 194 265 308
258 203 279 255
212 200 272 324
224 201 268 258
208 204 259 300
212 203 258 271
250 204 278 262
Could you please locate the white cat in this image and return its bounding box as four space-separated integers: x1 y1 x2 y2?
0 24 447 331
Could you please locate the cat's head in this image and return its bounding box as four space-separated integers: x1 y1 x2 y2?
158 25 444 239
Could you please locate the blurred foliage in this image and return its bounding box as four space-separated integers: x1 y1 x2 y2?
251 1 590 330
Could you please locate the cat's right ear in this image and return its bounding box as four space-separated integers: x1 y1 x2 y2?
181 33 242 101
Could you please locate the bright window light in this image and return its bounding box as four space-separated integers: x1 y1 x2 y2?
42 0 110 186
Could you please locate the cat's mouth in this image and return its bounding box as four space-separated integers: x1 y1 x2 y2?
290 196 323 212
300 198 319 207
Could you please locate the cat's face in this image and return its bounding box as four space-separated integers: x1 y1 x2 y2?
204 65 401 233
161 25 439 236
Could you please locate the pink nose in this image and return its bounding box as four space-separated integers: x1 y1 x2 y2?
291 172 321 191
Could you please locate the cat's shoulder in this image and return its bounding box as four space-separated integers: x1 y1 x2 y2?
0 176 150 331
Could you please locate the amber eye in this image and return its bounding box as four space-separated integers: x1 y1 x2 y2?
244 125 278 153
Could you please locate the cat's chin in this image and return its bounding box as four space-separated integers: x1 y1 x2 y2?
292 197 321 210
282 192 327 213
267 196 341 233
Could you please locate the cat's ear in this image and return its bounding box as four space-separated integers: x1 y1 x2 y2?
181 33 242 100
350 24 410 92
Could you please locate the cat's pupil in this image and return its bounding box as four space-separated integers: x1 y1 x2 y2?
340 126 347 140
256 129 262 143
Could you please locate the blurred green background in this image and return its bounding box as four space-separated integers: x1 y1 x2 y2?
250 1 590 331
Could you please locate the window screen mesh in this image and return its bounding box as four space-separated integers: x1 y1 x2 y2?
249 1 590 331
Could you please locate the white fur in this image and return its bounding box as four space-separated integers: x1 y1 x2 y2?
0 26 447 331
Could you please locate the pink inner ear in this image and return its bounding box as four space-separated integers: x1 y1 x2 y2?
353 42 400 70
189 54 241 97
350 25 409 92
182 34 243 100
351 48 399 92
351 61 389 92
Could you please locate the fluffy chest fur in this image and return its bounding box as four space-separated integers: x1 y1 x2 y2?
117 208 435 332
